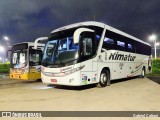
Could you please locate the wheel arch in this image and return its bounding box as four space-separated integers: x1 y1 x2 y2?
97 67 111 82
97 67 111 87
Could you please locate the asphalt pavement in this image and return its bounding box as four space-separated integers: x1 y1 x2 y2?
147 76 160 84
0 76 160 120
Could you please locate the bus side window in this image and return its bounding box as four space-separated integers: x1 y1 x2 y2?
102 37 115 50
96 35 101 44
128 43 133 49
135 42 151 55
103 30 117 50
117 41 125 47
127 43 135 53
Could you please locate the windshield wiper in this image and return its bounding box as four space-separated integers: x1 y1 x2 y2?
63 59 78 66
59 58 65 66
48 64 59 68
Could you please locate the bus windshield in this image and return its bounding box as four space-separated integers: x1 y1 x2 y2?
11 49 27 68
42 34 79 67
42 26 103 67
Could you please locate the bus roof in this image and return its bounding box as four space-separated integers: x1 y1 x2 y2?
13 42 45 47
51 21 151 46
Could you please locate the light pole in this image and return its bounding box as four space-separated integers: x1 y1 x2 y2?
0 35 10 52
0 36 10 63
149 34 158 59
0 35 10 50
3 36 9 41
0 35 10 43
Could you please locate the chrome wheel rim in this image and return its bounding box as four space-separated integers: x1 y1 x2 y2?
142 69 144 76
100 73 107 84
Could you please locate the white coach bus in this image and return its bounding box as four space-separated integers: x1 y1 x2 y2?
41 21 151 87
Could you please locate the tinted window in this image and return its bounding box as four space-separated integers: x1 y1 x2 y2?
128 44 133 49
117 41 125 47
135 42 151 55
104 37 114 44
103 29 150 55
103 37 115 50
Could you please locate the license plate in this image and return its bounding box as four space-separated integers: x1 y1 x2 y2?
51 79 57 83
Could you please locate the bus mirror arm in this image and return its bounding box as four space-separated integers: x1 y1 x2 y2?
34 37 48 49
73 28 94 44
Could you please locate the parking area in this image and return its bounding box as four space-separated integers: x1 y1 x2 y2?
0 77 159 112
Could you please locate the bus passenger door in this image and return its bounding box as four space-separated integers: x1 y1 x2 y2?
29 49 42 80
79 32 96 71
74 28 97 84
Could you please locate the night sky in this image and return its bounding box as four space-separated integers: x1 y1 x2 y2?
1 0 160 53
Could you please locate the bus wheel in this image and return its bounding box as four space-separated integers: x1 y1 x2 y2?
141 67 145 78
97 69 110 88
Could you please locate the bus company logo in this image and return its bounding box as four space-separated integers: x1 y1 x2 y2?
109 52 136 61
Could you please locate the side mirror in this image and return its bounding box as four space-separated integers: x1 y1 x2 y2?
73 28 94 44
34 37 48 49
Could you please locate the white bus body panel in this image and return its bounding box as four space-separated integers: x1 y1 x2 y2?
94 50 149 81
41 50 150 86
41 21 151 86
41 60 100 86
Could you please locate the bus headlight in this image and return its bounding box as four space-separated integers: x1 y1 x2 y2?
42 72 53 77
42 65 85 77
64 65 85 75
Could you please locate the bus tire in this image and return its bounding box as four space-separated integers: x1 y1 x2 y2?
97 69 110 88
141 67 145 78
